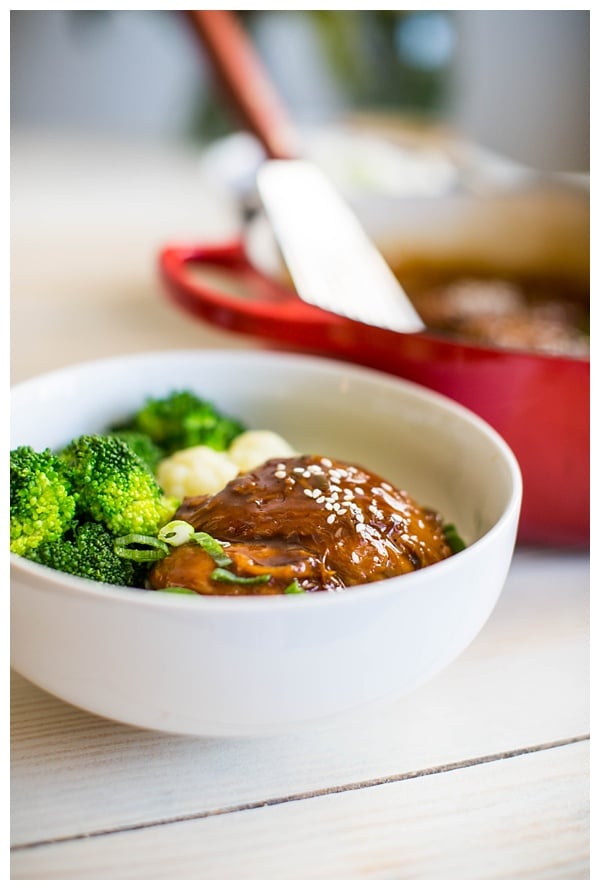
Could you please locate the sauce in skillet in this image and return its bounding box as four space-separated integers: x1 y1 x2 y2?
148 454 453 596
395 265 589 357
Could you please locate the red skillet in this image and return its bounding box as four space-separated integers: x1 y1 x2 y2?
164 11 589 548
159 239 589 549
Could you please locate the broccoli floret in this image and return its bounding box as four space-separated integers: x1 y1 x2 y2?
59 434 178 537
28 521 136 586
118 390 245 454
108 430 164 473
10 446 77 556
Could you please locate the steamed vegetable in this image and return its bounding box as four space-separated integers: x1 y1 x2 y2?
113 390 245 455
59 434 178 538
10 392 249 587
156 430 297 499
227 430 297 472
10 446 77 556
28 522 136 587
10 391 245 586
157 445 239 499
108 430 164 473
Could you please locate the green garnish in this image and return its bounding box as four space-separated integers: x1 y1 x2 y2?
158 520 196 546
114 534 170 562
210 567 271 586
155 586 198 595
284 579 305 594
157 521 232 567
443 523 466 554
192 531 233 567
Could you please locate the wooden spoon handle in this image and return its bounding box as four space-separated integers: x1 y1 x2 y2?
187 10 301 160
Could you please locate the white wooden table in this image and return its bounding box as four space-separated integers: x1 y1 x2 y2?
10 134 590 880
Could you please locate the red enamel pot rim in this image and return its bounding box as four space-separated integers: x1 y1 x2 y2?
157 237 589 550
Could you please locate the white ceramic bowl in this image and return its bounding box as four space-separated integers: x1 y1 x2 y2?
10 349 521 736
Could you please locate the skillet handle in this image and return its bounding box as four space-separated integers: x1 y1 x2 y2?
158 240 338 346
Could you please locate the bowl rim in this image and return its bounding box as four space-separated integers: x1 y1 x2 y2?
10 348 523 613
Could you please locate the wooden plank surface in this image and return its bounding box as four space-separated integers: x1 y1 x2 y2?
11 740 589 880
11 549 589 858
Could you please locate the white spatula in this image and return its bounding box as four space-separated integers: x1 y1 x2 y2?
188 10 425 334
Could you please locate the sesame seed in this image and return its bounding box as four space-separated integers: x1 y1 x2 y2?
316 496 325 504
327 514 336 525
355 522 366 533
303 488 314 497
321 457 332 467
355 486 364 496
364 526 384 545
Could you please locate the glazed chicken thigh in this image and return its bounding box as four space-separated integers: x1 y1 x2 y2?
149 454 452 595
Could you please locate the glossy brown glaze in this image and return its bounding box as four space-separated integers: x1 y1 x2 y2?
148 455 452 596
399 270 590 357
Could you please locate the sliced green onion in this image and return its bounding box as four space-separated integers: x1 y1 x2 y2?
155 586 198 596
158 520 196 546
114 534 170 562
284 579 305 594
443 523 466 554
210 567 271 586
192 531 233 567
157 522 233 567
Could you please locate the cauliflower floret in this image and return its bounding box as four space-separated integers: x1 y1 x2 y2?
228 430 297 473
156 430 298 500
157 445 239 499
